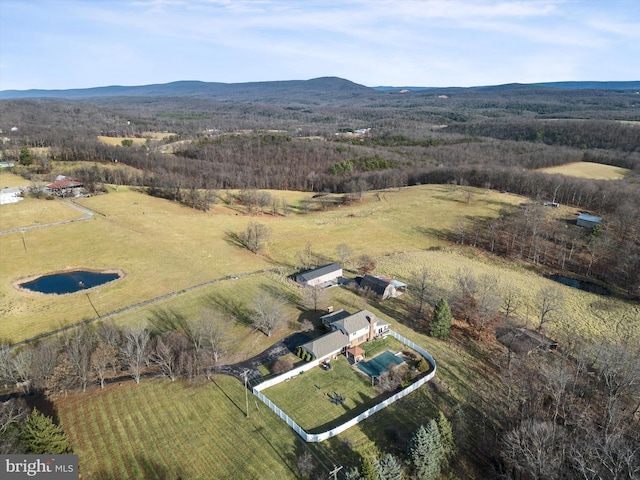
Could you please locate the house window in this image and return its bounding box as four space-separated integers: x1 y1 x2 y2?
358 335 365 342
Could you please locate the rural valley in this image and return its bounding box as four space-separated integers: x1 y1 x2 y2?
1 78 639 480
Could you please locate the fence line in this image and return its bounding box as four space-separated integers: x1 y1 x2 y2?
252 329 437 442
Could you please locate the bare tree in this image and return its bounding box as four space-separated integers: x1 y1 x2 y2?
121 324 150 384
500 283 522 322
29 339 60 393
11 349 34 394
91 341 119 389
502 420 565 480
296 243 315 270
336 243 353 268
251 293 287 337
301 285 328 312
64 327 96 392
0 398 27 454
241 221 271 254
535 286 565 331
410 266 441 316
150 334 179 382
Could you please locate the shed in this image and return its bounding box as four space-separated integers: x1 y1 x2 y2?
576 213 602 229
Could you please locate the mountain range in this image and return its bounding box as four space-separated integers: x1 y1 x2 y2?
1 77 639 101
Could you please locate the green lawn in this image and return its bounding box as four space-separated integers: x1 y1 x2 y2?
261 337 412 433
57 377 304 480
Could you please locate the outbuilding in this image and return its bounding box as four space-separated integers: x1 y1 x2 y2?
576 213 602 229
294 263 342 288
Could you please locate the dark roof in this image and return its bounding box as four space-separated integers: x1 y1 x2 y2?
301 330 348 359
320 309 352 325
297 263 341 282
332 309 388 335
359 275 391 295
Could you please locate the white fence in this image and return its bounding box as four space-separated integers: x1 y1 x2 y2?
252 330 437 442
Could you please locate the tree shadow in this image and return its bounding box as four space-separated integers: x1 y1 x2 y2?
207 293 253 327
148 307 188 334
223 229 247 250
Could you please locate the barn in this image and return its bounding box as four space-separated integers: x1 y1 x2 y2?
294 263 342 287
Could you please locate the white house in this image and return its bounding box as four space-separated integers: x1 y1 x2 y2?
300 309 389 361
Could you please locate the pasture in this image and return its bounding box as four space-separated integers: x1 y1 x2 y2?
538 161 629 180
0 184 523 343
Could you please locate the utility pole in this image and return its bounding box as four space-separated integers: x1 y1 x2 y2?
241 369 250 418
328 465 342 480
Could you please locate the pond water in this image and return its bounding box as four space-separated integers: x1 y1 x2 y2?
549 274 611 296
19 270 121 294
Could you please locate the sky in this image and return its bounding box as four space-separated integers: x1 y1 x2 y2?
0 0 639 91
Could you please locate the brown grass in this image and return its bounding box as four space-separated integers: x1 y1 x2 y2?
538 161 629 180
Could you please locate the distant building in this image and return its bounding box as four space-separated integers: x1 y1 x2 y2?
45 177 84 197
576 213 602 229
358 275 406 300
294 263 342 288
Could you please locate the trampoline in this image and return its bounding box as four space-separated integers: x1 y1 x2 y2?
357 351 404 377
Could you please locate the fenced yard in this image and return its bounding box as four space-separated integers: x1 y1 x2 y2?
256 332 436 439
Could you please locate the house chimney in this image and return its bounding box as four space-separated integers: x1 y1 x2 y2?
367 315 375 341
327 306 334 314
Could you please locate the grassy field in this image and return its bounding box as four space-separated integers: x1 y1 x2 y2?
56 377 305 480
97 132 174 145
0 197 86 231
1 171 31 188
538 161 629 180
0 184 523 343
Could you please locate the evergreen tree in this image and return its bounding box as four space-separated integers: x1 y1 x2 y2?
430 298 452 339
437 411 456 463
361 456 377 480
344 466 362 480
19 408 72 454
19 146 33 166
408 420 443 480
373 453 404 480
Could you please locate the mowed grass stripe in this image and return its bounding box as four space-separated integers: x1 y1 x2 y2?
100 388 147 479
116 384 171 479
57 378 301 479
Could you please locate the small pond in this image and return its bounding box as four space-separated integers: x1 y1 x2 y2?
19 270 122 294
548 274 611 296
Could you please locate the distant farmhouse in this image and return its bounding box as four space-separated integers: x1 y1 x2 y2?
45 176 84 197
294 263 342 288
358 274 406 299
576 213 602 229
300 309 389 363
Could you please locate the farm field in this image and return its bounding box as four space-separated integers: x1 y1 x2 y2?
0 184 523 343
538 161 629 180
